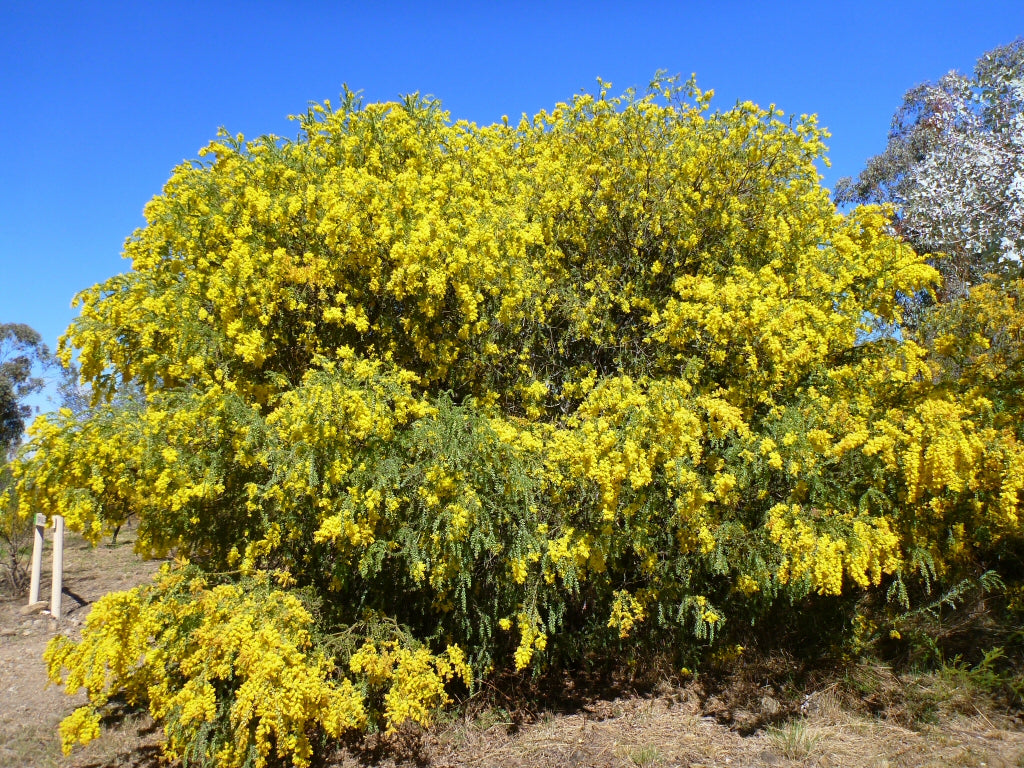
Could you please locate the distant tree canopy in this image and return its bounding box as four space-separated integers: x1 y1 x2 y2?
0 322 50 595
836 39 1024 299
13 77 1024 767
0 322 50 459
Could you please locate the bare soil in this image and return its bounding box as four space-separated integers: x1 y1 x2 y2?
2 529 1023 768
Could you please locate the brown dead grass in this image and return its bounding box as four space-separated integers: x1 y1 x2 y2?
325 689 1024 768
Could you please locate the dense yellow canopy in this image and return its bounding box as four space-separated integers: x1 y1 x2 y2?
11 78 1023 764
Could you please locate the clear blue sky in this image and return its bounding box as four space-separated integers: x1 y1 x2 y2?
3 1 1023 409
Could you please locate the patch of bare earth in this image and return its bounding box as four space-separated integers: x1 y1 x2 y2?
2 532 1023 768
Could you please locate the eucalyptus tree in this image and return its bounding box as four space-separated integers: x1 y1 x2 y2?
837 39 1024 299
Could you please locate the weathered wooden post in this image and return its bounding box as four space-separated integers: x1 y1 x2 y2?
50 515 64 618
28 513 46 606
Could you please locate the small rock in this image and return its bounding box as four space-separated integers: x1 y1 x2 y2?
760 695 781 716
732 709 758 730
19 601 47 616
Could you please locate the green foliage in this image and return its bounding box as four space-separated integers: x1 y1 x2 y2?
0 322 51 458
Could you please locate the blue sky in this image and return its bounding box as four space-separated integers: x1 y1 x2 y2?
2 1 1023 409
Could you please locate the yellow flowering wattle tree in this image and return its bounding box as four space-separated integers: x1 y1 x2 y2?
12 76 1024 766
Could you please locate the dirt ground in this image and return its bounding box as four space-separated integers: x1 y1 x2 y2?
3 528 1024 768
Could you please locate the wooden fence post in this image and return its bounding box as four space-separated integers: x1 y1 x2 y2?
28 513 45 606
50 515 64 618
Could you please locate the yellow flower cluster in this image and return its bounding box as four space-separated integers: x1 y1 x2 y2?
349 640 472 733
512 611 549 671
767 504 901 595
608 589 647 639
44 563 475 761
47 568 368 767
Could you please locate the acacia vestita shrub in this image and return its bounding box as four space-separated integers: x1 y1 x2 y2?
12 77 1024 766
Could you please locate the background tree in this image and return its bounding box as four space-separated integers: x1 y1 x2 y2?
1 322 51 458
836 39 1024 299
0 322 52 593
838 39 1024 441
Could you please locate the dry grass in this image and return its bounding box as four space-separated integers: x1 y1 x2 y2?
321 689 1024 768
765 718 822 761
